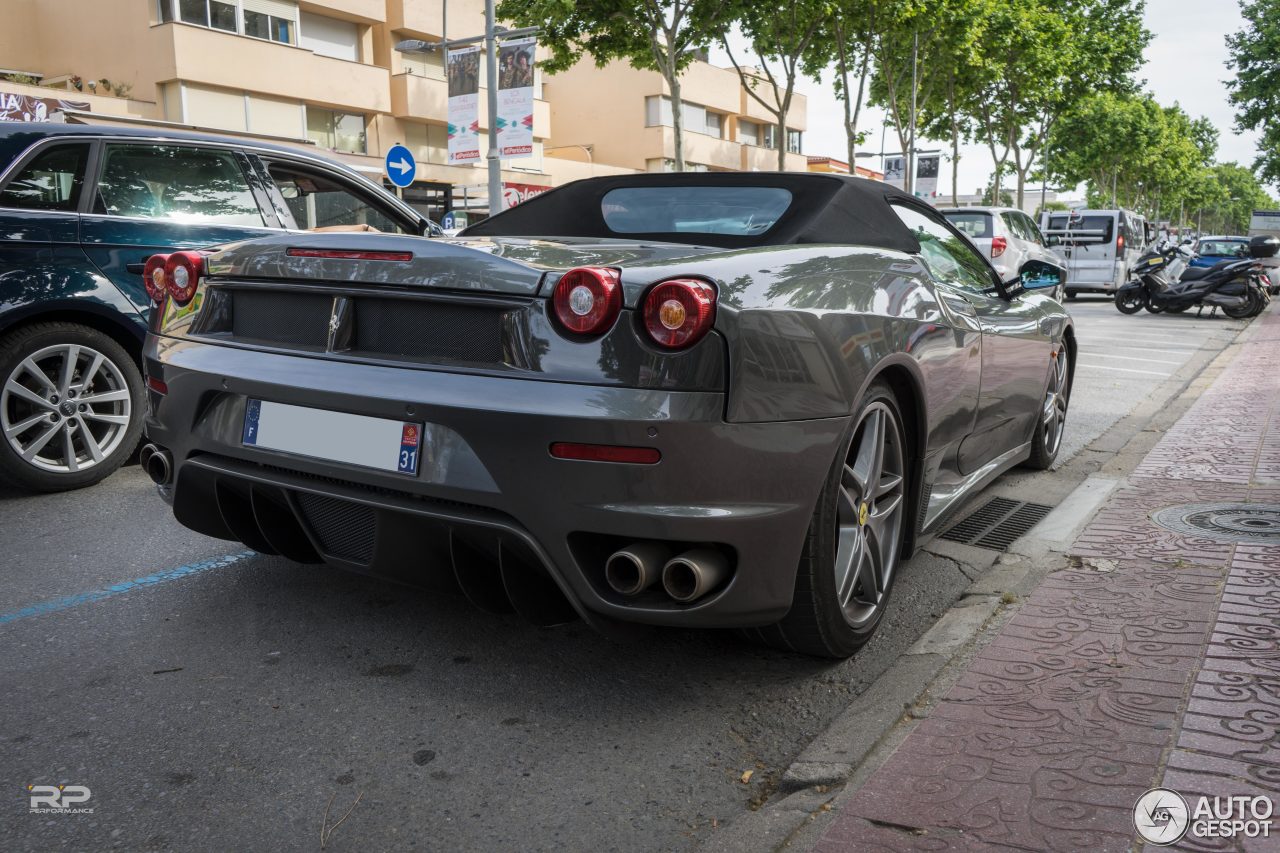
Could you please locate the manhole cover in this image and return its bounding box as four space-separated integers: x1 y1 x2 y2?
1151 503 1280 542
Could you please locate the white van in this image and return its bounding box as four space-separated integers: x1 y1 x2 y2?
1039 209 1147 297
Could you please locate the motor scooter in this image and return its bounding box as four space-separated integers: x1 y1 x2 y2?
1116 237 1277 317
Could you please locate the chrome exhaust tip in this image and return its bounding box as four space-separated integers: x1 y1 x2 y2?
604 542 671 596
661 548 729 603
142 444 173 486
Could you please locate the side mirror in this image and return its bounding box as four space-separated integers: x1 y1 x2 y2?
277 183 302 200
1019 259 1065 291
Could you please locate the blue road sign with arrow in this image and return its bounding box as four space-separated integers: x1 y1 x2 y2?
385 144 416 188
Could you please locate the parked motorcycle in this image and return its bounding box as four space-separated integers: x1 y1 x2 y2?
1116 235 1279 318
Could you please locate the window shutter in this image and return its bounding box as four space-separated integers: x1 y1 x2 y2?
242 0 297 20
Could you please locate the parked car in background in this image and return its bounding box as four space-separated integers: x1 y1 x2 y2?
141 173 1074 658
1040 208 1147 298
1189 235 1251 268
0 123 437 492
941 206 1066 300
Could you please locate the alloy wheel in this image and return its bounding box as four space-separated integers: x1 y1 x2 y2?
1 344 132 473
1041 349 1069 458
834 402 906 629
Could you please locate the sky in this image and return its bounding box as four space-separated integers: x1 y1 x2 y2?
709 1 1265 201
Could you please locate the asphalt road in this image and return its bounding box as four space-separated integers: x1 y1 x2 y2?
0 296 1254 852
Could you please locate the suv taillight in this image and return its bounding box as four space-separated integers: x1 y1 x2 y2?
551 267 622 336
642 278 716 349
143 254 168 303
990 236 1007 258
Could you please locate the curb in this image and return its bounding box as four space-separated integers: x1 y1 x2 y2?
697 311 1263 853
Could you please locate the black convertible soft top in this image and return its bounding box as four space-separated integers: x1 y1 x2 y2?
462 172 924 254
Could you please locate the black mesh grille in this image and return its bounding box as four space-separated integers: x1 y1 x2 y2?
295 492 376 563
352 298 505 363
231 291 330 349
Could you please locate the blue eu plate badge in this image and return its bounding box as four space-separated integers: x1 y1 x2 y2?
243 398 262 445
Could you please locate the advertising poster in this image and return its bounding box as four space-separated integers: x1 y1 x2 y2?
883 155 905 190
915 154 940 198
502 181 550 208
496 37 535 159
0 91 89 123
446 45 481 164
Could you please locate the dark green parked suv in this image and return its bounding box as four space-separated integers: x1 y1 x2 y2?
0 122 438 492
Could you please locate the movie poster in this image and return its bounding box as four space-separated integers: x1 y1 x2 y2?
0 91 89 123
883 156 905 191
496 37 535 159
446 45 481 164
915 154 940 198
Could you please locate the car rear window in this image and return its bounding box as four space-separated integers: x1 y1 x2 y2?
95 144 265 227
944 212 993 239
0 143 89 212
600 186 792 236
1197 240 1248 258
1047 214 1114 244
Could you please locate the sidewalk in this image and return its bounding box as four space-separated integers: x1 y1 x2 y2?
814 310 1280 852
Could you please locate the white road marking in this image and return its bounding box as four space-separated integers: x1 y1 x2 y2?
1078 353 1183 365
1075 362 1173 376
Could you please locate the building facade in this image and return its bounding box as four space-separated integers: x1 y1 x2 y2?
544 57 808 174
0 0 808 218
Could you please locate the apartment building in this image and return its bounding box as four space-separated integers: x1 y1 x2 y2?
0 0 574 217
545 56 808 174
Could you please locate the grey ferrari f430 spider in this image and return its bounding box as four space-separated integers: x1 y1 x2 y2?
141 173 1073 657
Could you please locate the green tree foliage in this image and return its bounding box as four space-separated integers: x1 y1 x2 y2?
1044 93 1217 222
497 0 738 171
1226 0 1280 186
720 0 833 170
970 0 1149 208
1190 163 1276 234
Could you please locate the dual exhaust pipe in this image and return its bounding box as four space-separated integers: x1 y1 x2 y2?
604 542 729 603
139 443 173 486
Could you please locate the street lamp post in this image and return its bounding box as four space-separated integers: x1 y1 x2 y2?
396 11 539 217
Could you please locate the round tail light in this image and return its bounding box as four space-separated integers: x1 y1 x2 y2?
642 278 717 349
143 254 169 303
552 267 622 336
164 251 205 305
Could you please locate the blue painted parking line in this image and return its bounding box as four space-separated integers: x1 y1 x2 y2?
0 551 255 626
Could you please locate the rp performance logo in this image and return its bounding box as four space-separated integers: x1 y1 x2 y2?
28 783 93 814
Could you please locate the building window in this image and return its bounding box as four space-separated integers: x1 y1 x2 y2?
644 96 726 137
299 11 359 61
738 120 758 147
761 124 777 150
160 0 297 44
306 107 366 154
787 130 802 154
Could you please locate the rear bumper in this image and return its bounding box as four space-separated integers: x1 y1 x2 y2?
143 335 847 629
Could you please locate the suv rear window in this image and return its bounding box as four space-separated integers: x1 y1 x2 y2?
94 144 265 227
0 143 89 212
943 212 993 239
1047 214 1113 244
601 186 792 235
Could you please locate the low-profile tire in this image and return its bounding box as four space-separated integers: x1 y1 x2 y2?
1023 345 1070 470
1115 289 1144 314
758 381 910 658
0 322 143 492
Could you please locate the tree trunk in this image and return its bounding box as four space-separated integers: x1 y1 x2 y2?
669 73 685 172
951 123 961 206
776 115 787 170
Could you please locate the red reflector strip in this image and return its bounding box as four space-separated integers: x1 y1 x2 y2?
285 248 413 261
549 442 660 464
146 376 168 395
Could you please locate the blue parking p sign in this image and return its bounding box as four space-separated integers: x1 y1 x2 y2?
385 144 416 188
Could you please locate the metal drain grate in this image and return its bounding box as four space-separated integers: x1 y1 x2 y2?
940 497 1054 550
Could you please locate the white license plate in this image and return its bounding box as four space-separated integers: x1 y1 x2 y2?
242 399 421 475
